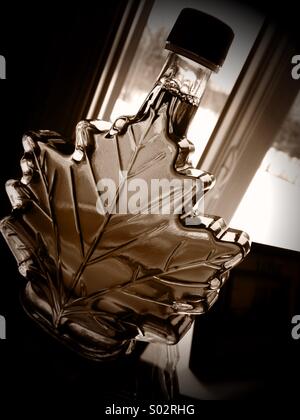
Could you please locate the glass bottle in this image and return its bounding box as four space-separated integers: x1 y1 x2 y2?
0 9 250 361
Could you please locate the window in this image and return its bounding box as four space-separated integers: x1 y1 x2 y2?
91 0 264 165
88 0 273 401
231 90 300 252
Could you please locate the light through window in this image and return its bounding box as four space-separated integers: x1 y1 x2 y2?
231 90 300 252
107 0 264 165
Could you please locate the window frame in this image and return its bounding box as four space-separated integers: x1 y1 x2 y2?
87 4 299 225
87 0 155 121
200 22 300 223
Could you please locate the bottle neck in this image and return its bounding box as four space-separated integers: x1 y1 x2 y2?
157 53 212 107
135 53 212 140
109 53 212 142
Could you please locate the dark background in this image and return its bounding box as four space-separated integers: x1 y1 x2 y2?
0 0 136 405
0 1 130 217
0 0 299 404
191 243 300 400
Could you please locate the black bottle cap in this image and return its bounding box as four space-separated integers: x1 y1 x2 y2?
165 8 234 72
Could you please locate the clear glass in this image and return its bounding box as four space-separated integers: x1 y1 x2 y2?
1 53 250 361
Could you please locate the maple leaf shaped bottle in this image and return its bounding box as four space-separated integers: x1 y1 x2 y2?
1 9 250 360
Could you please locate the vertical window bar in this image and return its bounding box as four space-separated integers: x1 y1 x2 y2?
88 0 155 121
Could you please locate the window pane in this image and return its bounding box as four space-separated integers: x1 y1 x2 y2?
107 0 264 165
231 90 300 252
